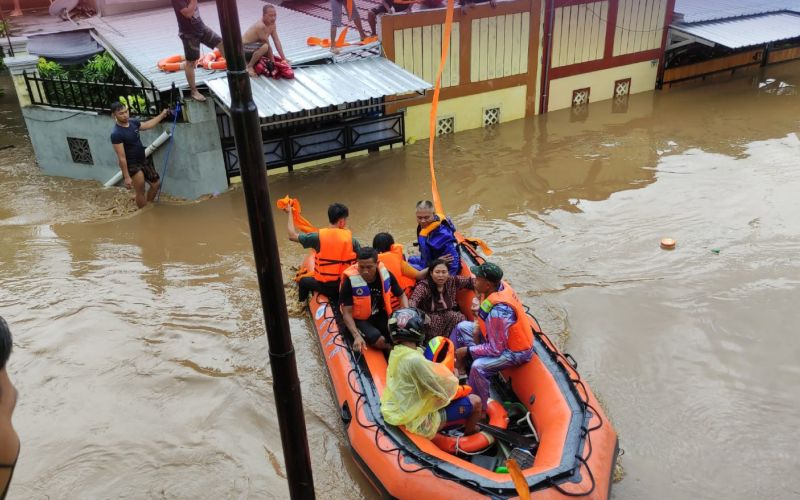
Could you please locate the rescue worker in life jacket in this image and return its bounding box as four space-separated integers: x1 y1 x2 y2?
287 202 360 303
340 247 409 353
408 200 460 275
452 262 534 407
372 232 427 302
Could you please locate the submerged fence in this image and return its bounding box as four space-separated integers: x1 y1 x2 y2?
23 70 164 116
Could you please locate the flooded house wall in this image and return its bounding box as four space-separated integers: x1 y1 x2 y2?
543 0 674 112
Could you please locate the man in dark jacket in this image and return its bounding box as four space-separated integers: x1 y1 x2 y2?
409 200 460 275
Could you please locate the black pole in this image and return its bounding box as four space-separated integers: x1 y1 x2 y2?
214 1 315 497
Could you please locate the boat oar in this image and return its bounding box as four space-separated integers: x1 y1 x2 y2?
476 422 538 451
507 458 531 500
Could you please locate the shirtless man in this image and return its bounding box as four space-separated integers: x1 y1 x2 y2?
242 4 289 78
0 317 19 499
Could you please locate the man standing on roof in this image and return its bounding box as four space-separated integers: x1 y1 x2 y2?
330 0 368 54
242 4 290 78
408 200 460 275
287 202 361 303
171 0 223 101
453 263 534 407
110 102 170 209
340 248 408 353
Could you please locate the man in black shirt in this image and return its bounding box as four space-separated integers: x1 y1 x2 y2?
171 0 223 101
110 102 169 209
340 247 409 353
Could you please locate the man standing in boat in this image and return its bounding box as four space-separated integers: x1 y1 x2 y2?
453 263 534 406
242 4 289 78
380 308 482 438
110 102 170 209
409 200 460 275
340 248 408 353
286 202 360 303
171 0 223 101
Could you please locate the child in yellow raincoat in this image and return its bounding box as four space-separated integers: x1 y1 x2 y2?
380 308 482 439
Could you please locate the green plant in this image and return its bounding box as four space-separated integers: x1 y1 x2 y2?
82 52 116 81
119 94 146 113
37 57 67 78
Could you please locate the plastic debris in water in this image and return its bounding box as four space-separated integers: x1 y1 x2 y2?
711 248 721 254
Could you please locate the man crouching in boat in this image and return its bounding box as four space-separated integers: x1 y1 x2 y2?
453 263 534 407
286 202 360 304
340 248 408 353
381 308 482 438
409 201 460 275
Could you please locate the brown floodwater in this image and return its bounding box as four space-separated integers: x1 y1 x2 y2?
1 60 799 499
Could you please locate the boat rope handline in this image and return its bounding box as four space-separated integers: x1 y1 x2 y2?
427 0 456 215
156 101 181 202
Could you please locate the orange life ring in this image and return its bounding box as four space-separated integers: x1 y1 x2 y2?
432 399 508 454
199 49 227 70
157 54 185 72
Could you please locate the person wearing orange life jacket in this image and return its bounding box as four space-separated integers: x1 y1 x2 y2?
286 202 360 303
453 262 534 407
340 248 409 353
408 200 460 276
372 233 427 303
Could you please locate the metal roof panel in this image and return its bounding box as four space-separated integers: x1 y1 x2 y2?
672 12 800 48
674 0 800 23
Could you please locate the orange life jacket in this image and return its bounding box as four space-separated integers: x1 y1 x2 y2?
477 281 533 352
378 243 416 302
342 263 395 320
314 228 356 283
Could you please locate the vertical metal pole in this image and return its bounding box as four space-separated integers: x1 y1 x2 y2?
213 1 315 498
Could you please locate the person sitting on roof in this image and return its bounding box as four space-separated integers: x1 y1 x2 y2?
453 263 534 407
367 0 410 38
372 232 427 301
408 200 460 275
330 0 368 54
410 259 475 341
171 0 224 102
286 202 360 304
381 308 482 439
242 4 290 78
340 247 408 353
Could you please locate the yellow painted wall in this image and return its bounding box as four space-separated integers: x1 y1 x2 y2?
403 85 528 140
547 59 657 111
470 13 530 82
551 1 608 68
613 0 667 56
394 22 460 87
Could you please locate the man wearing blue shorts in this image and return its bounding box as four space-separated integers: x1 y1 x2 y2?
380 308 482 439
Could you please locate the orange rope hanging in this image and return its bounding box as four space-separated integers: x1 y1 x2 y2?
428 0 456 215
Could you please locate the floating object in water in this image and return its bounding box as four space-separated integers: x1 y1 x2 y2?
660 238 676 250
711 248 721 254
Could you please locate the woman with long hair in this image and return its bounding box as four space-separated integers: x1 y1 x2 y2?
409 259 474 340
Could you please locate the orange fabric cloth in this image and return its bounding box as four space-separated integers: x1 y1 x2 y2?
276 196 317 234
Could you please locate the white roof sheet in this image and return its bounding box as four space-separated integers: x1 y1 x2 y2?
85 0 366 91
672 12 800 48
207 58 431 119
674 0 800 23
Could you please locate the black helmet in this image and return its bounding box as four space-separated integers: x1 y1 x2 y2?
388 308 427 346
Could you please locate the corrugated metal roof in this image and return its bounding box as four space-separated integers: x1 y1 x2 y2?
672 12 800 48
206 58 431 119
85 0 369 91
674 0 800 23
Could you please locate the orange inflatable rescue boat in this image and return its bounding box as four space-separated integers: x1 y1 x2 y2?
302 235 619 498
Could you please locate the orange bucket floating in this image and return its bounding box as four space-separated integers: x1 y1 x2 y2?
660 238 677 250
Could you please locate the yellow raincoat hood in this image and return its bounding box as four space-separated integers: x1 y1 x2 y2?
380 344 459 439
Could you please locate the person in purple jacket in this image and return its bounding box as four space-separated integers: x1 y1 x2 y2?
408 200 460 275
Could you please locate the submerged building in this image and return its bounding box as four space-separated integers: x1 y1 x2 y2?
2 0 680 199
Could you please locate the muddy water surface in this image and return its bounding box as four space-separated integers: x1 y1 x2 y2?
1 62 799 499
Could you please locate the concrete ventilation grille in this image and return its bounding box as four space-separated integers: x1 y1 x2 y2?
483 107 500 127
67 137 93 165
437 116 455 136
614 80 630 97
572 88 590 107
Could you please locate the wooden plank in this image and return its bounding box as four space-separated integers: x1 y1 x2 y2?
503 14 514 76
470 19 479 82
393 29 405 69
563 6 574 66
496 15 506 79
663 49 762 83
511 12 521 74
769 46 800 63
451 22 460 86
596 1 608 60
422 25 433 83
651 0 667 50
520 11 529 73
435 23 449 88
479 17 489 81
551 7 563 68
575 5 587 64
412 27 424 79
487 16 497 80
403 28 414 73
